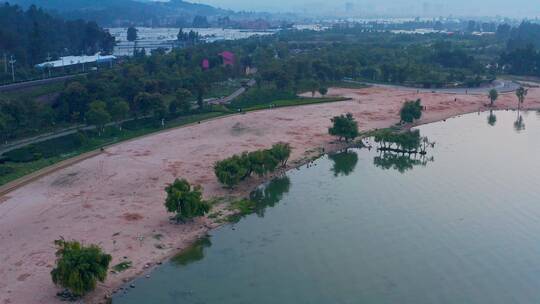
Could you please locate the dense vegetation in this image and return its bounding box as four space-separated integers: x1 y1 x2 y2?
2 19 540 185
50 239 112 297
0 3 115 80
214 143 291 188
164 178 211 222
6 0 230 27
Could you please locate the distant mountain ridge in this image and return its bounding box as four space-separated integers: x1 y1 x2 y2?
4 0 234 26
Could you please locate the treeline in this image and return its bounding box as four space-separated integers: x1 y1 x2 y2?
214 143 291 188
497 22 540 77
0 3 115 68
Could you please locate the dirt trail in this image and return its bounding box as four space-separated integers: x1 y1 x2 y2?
1 86 540 304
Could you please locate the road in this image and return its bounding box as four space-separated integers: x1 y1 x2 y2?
347 79 520 95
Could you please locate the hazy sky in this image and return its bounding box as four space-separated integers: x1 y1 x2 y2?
189 0 540 18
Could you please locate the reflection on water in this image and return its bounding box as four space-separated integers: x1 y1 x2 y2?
488 110 497 126
328 149 359 176
249 176 291 218
171 237 212 267
114 111 540 304
373 152 434 173
514 111 526 132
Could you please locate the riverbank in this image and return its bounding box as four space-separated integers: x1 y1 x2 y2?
1 85 540 304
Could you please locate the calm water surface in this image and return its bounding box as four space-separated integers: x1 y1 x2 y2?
115 110 540 304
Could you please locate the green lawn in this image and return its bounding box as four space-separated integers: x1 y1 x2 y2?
243 97 351 111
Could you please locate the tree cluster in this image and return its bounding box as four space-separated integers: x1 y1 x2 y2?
374 129 425 152
214 143 291 188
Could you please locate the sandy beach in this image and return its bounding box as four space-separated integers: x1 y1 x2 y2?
2 85 540 304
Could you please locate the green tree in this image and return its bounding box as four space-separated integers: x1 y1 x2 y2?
329 113 359 142
171 89 192 114
51 239 112 297
308 80 319 97
318 87 329 96
109 100 130 129
516 86 528 107
269 143 292 167
134 92 165 117
164 179 210 222
61 82 90 122
400 99 423 123
85 101 111 135
214 155 249 188
488 89 498 107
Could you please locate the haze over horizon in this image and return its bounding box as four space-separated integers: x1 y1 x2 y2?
186 0 540 18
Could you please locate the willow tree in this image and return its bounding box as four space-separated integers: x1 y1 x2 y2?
270 143 292 167
329 113 359 142
400 99 423 123
165 179 210 222
214 155 249 188
51 239 112 297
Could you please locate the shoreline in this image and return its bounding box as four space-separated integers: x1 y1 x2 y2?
2 86 540 304
94 108 537 303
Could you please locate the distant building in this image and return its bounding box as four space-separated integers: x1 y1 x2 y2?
35 53 116 69
219 51 235 66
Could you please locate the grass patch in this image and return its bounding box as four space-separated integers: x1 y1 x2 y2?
327 81 370 89
112 261 132 272
243 97 350 112
228 199 257 216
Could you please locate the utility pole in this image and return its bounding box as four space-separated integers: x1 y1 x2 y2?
3 53 7 74
9 55 16 83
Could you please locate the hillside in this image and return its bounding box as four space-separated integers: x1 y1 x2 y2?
5 0 233 26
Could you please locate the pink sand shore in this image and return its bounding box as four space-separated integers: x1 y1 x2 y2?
1 86 540 304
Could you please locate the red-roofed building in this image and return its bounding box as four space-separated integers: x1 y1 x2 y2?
219 51 235 66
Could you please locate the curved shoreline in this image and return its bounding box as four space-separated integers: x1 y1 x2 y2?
2 86 540 304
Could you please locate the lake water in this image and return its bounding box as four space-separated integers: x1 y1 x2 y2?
114 110 540 304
